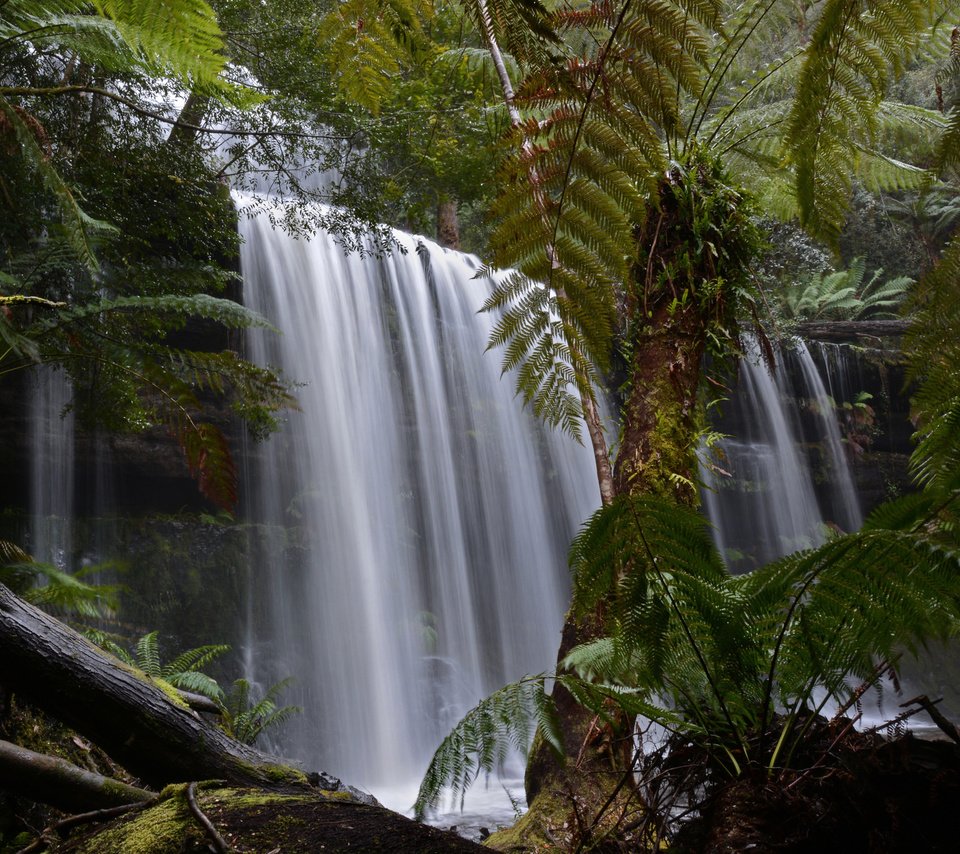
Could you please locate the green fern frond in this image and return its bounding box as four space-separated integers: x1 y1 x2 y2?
457 0 558 67
906 230 960 495
163 644 229 679
787 0 933 243
415 675 556 818
0 96 112 270
135 631 162 677
317 0 427 113
222 677 301 746
0 562 117 619
3 0 227 85
166 670 224 701
32 294 275 335
92 0 226 84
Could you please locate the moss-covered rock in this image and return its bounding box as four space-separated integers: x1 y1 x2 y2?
60 785 486 853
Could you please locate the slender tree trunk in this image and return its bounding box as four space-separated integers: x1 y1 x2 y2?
436 196 461 250
477 0 615 505
167 92 211 149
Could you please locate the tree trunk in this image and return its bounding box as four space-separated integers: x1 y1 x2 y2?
0 739 152 813
0 584 319 791
502 304 708 851
436 197 461 250
496 157 758 851
166 92 210 149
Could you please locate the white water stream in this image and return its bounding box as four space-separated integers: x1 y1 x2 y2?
700 337 862 572
238 203 600 811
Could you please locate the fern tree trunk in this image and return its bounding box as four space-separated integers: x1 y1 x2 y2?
493 156 760 851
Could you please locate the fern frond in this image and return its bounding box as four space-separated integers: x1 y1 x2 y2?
163 643 229 678
787 0 933 243
907 231 960 495
755 528 960 710
135 631 162 677
166 670 224 701
92 0 226 85
31 294 275 335
0 96 112 270
415 675 556 819
3 0 227 85
2 562 117 619
222 677 300 745
317 0 427 113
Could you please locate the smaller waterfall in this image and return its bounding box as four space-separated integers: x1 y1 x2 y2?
701 338 862 572
28 367 75 567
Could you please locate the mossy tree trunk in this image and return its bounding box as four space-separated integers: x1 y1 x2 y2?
493 157 761 851
0 738 152 812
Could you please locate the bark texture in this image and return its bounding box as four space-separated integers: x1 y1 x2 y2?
0 584 307 790
0 738 152 812
436 197 461 250
794 319 909 340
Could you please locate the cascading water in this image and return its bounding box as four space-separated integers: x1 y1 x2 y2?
700 337 863 572
238 202 600 809
28 367 75 567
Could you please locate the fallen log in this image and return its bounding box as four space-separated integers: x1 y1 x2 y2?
0 584 321 792
794 319 910 341
0 738 153 813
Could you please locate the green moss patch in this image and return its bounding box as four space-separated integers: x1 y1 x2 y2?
61 786 486 853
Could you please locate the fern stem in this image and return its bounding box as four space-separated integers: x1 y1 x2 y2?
687 0 783 143
704 51 802 149
628 502 749 761
479 0 616 503
476 0 522 126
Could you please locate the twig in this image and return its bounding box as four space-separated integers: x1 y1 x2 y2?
186 782 230 854
901 695 960 745
54 799 155 834
15 800 153 854
573 743 644 854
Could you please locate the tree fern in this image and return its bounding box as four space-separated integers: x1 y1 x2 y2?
419 492 960 805
480 0 946 439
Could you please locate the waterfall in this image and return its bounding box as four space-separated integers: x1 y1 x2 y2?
28 367 75 567
238 204 600 805
700 337 863 572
